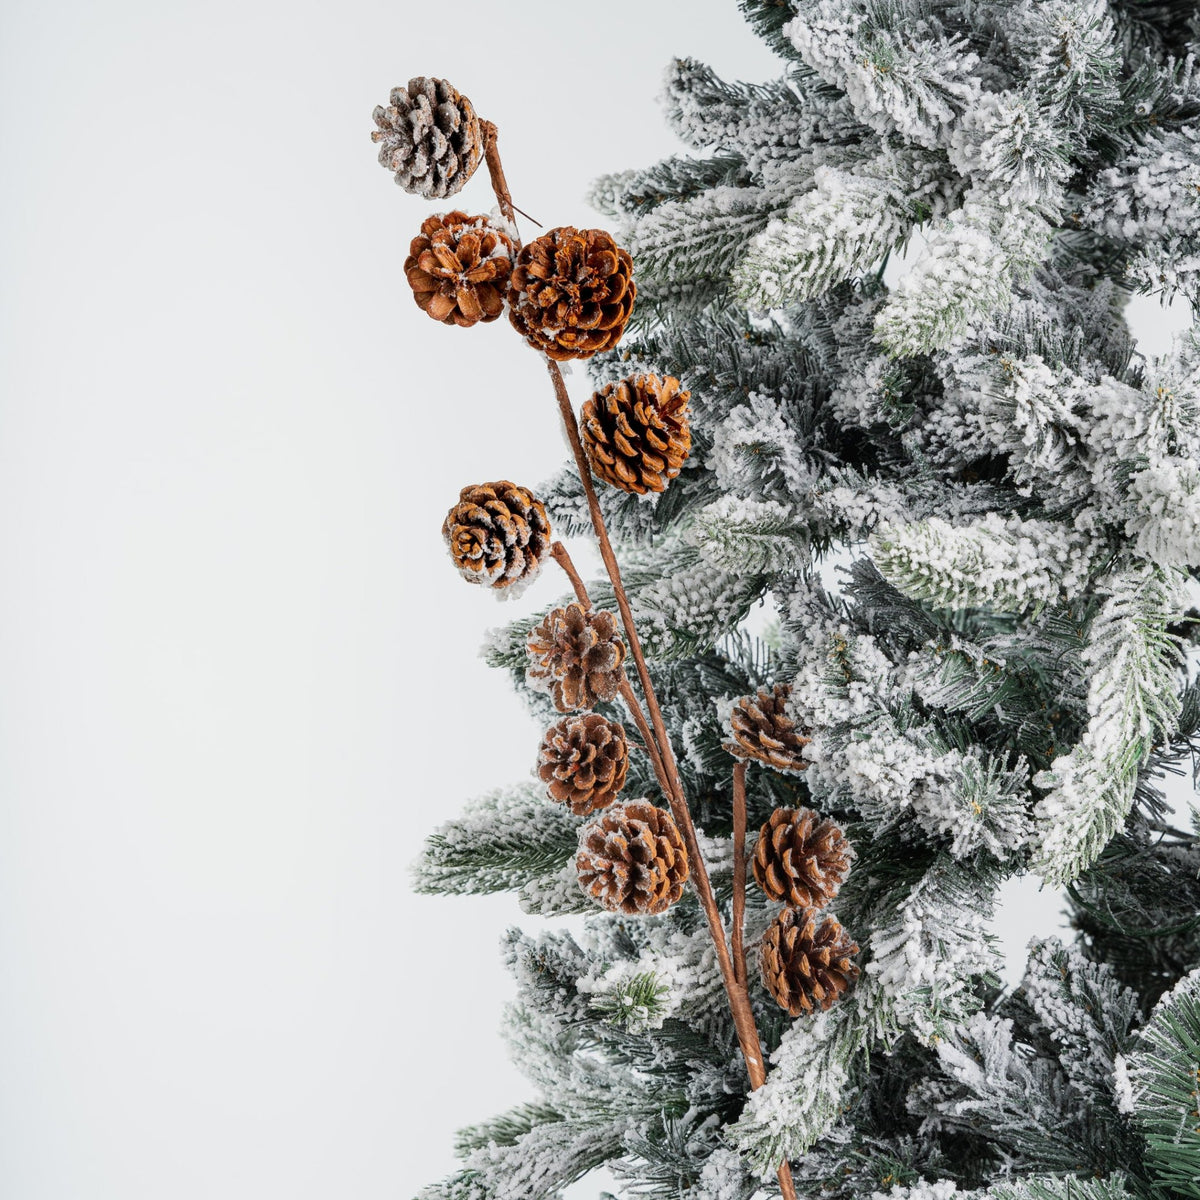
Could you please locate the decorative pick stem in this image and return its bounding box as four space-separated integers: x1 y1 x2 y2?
480 120 516 230
550 541 590 608
732 760 749 990
484 120 797 1200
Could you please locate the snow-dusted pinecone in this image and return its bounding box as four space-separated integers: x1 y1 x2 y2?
405 212 514 327
527 603 626 712
576 799 688 914
760 907 859 1017
538 712 629 816
752 807 852 908
442 482 551 590
724 683 811 773
507 227 636 361
581 374 691 494
371 77 483 198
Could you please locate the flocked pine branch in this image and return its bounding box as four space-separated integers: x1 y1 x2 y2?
1032 561 1185 885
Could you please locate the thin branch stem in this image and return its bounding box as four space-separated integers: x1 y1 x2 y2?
480 120 516 230
550 541 590 608
482 121 796 1199
732 761 749 991
550 541 675 800
544 355 773 1092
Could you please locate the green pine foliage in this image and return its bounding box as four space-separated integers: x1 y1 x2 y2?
1125 968 1200 1198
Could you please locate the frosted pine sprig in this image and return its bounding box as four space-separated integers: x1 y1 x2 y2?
870 513 1100 613
1032 562 1185 885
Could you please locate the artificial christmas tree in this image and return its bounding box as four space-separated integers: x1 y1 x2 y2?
375 2 1200 1195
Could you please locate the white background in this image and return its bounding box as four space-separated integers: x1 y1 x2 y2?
0 2 1192 1197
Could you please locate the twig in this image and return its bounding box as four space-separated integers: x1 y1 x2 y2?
550 541 590 608
732 761 749 990
484 121 797 1200
545 357 778 1107
480 120 516 230
549 543 674 802
512 202 542 228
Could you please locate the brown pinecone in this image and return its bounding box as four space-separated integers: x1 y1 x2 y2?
507 227 636 361
576 799 689 914
752 807 852 908
581 374 692 494
724 683 811 773
442 482 551 590
538 712 629 816
405 212 514 327
527 604 627 712
371 77 482 199
760 907 859 1017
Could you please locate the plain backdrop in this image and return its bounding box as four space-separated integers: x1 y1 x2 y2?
0 2 1194 1197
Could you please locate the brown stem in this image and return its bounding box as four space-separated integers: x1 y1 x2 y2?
479 120 516 231
732 761 749 991
550 542 674 802
617 679 675 804
550 541 590 608
483 122 796 1199
545 358 770 1083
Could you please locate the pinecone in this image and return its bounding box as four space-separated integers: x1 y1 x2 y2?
724 683 811 773
576 799 689 914
405 212 514 327
507 227 636 361
371 77 483 199
752 808 853 908
538 713 629 816
442 482 551 590
760 907 859 1017
527 604 626 712
581 374 692 494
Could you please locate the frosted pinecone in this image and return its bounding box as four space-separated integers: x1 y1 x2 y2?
371 77 483 199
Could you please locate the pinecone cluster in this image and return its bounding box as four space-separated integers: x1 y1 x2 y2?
442 482 550 590
508 226 636 360
724 683 811 774
760 906 860 1018
372 77 483 198
727 685 859 1016
753 804 858 1015
405 211 514 327
576 799 688 915
538 712 628 816
582 374 691 495
527 603 626 712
